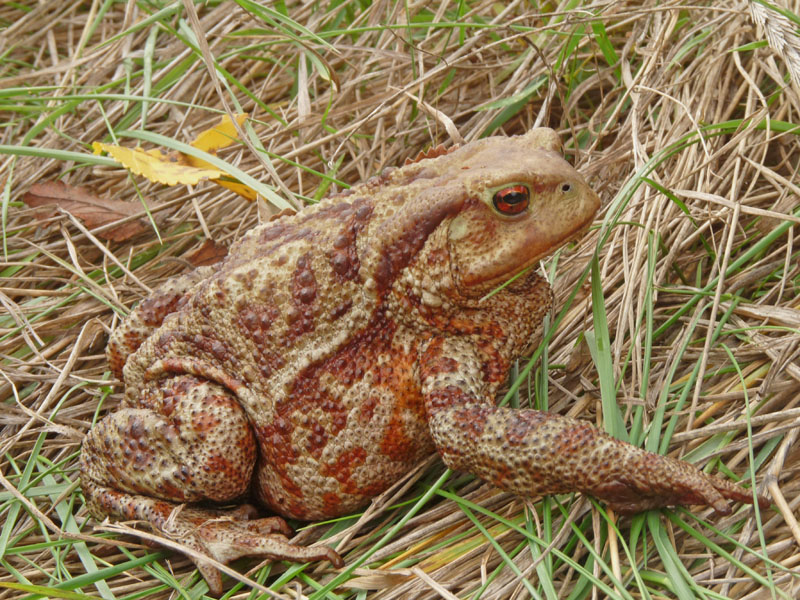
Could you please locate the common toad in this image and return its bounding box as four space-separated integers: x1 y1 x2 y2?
80 129 766 594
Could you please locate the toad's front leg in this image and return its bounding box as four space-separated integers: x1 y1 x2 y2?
421 338 768 515
80 375 342 595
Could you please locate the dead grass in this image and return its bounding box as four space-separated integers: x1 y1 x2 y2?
1 1 800 598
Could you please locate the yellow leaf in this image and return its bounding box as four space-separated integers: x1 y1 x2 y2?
182 114 260 201
91 114 261 202
92 142 223 186
189 113 248 154
214 177 259 201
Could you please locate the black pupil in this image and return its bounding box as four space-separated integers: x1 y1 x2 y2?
502 191 525 204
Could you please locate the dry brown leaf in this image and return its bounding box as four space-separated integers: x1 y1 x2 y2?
187 239 228 267
23 180 149 241
403 143 458 165
269 207 298 222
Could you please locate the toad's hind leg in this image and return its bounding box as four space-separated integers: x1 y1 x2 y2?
107 267 212 377
421 337 768 516
80 376 342 595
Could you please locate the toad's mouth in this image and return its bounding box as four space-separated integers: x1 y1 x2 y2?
469 218 595 297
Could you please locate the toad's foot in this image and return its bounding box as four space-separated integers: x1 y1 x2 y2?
85 487 343 595
160 503 344 595
586 450 769 515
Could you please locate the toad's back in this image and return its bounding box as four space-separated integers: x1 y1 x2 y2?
121 192 439 519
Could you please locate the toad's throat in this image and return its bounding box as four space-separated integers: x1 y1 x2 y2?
459 218 595 296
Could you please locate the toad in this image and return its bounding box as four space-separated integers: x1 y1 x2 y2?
80 128 766 594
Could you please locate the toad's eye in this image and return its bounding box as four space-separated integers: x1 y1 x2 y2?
492 185 529 215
